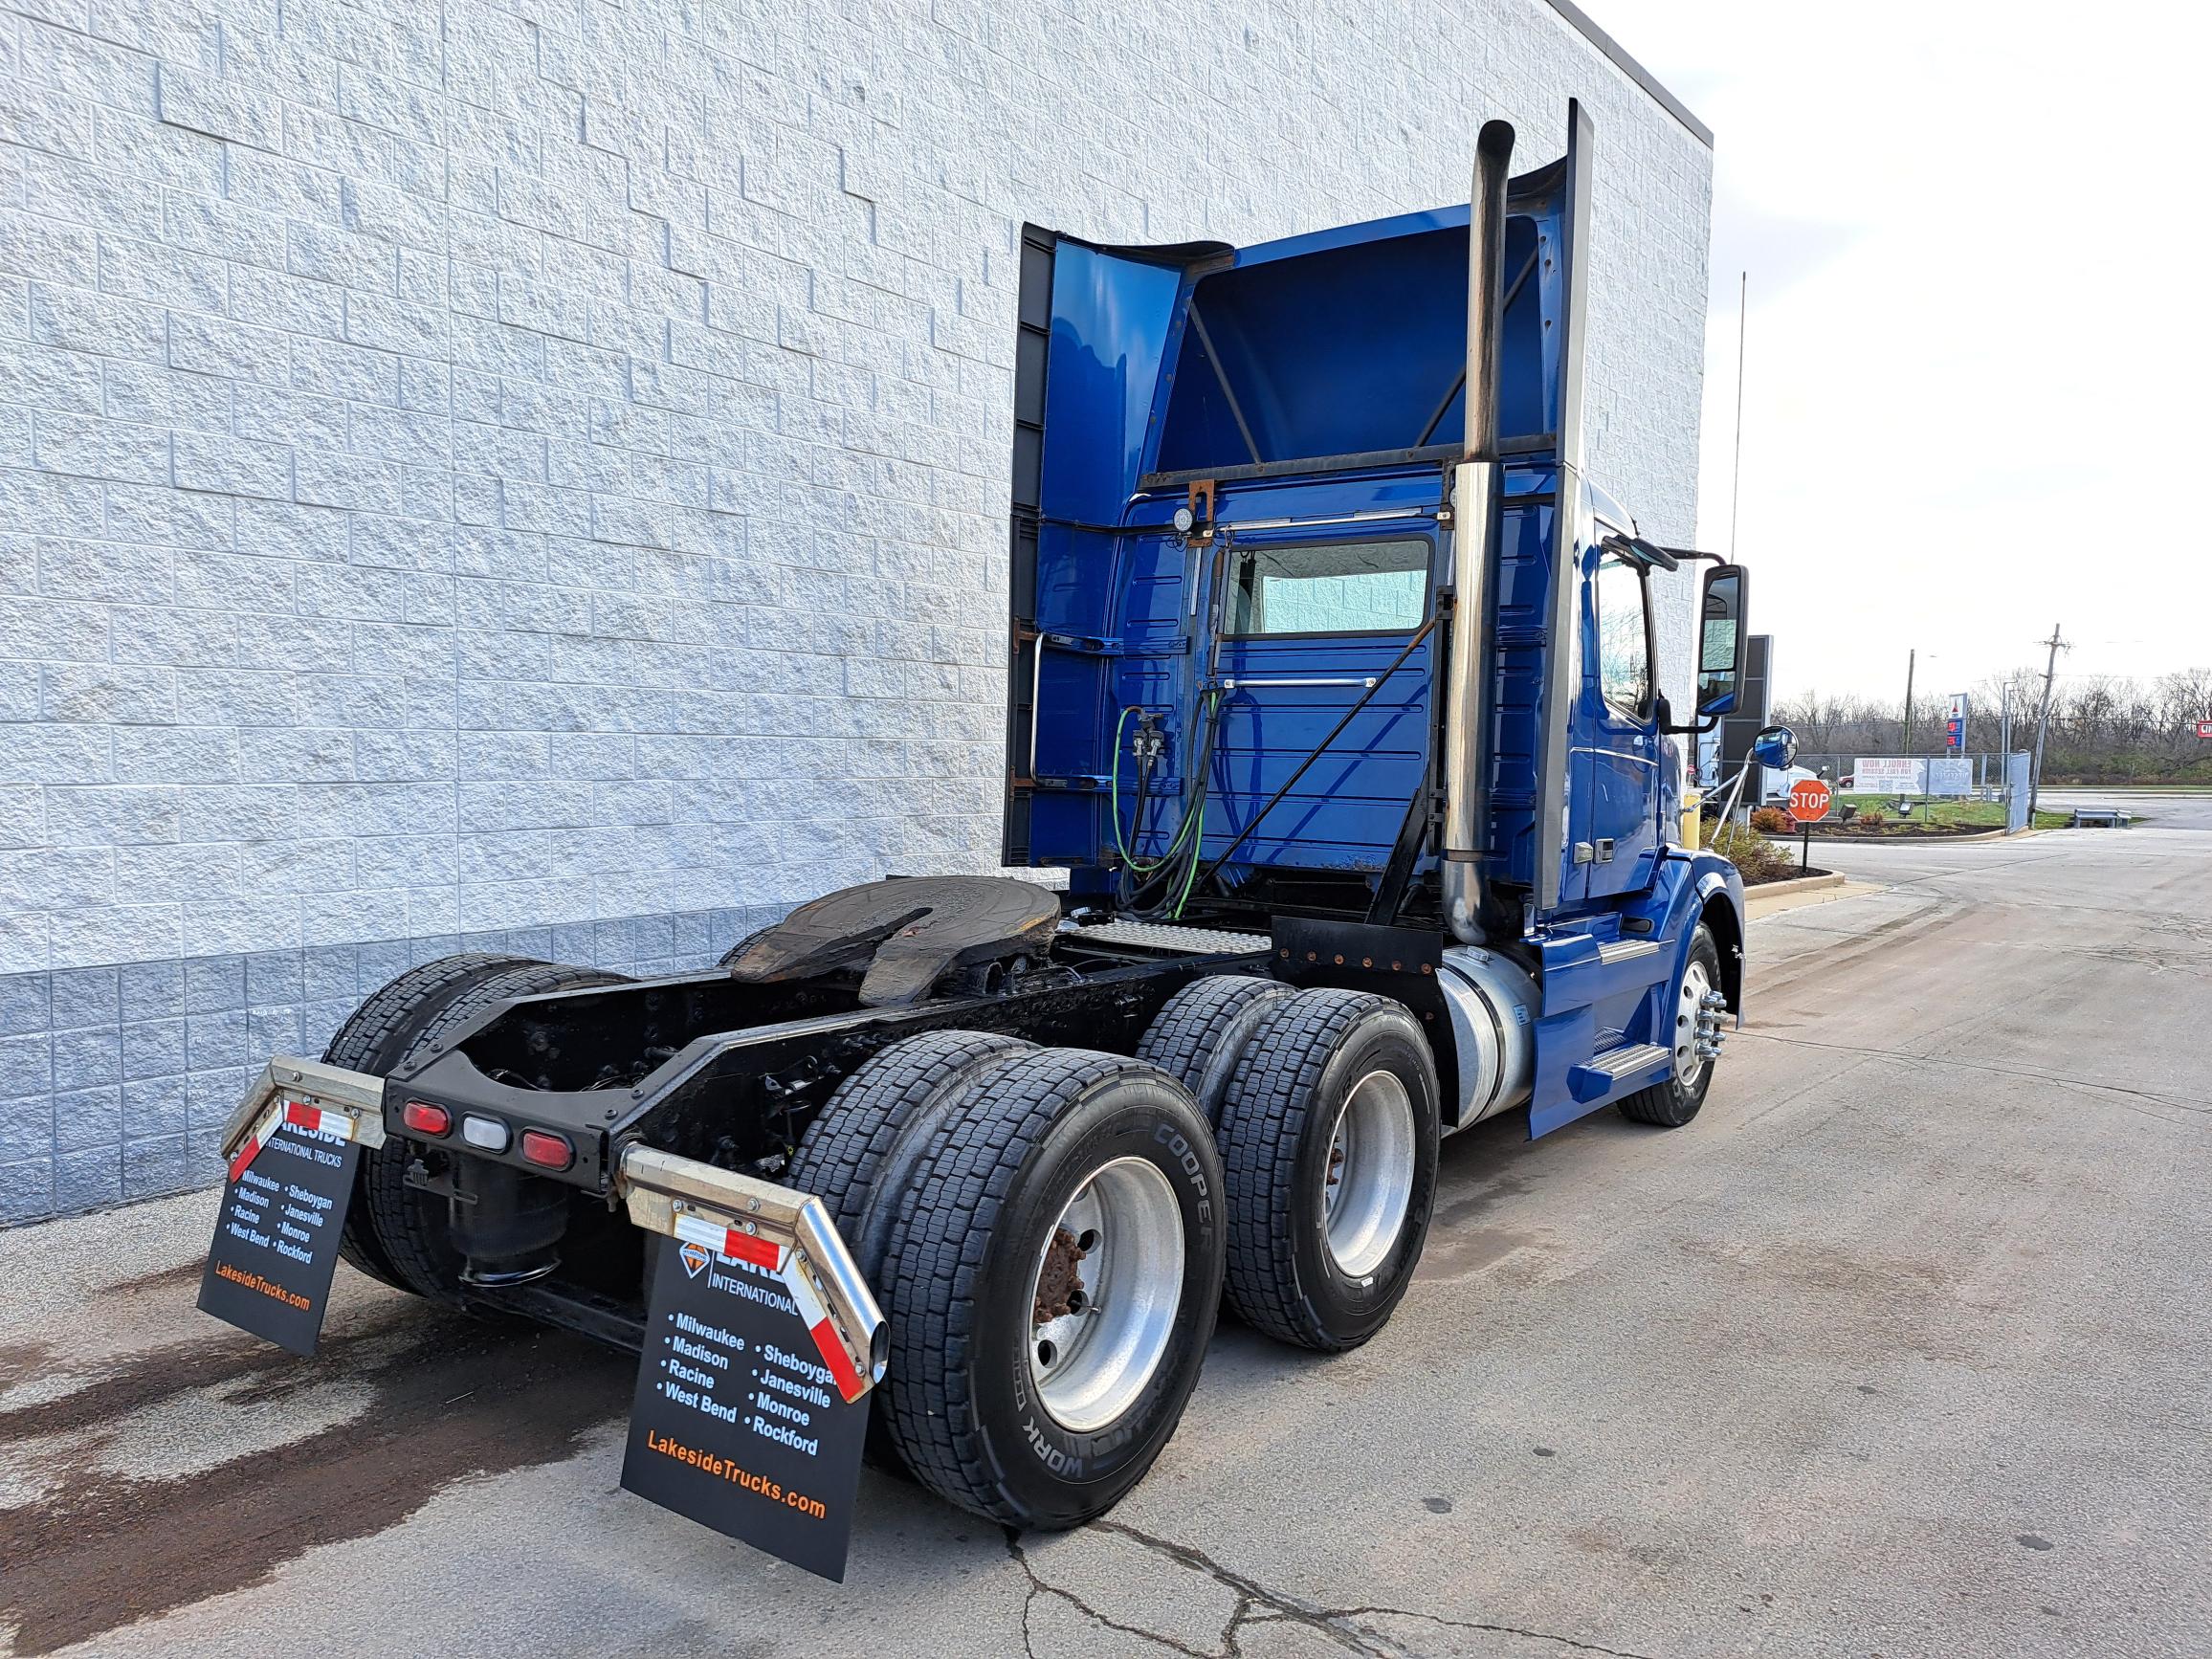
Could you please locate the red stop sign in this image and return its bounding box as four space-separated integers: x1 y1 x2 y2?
1789 779 1832 822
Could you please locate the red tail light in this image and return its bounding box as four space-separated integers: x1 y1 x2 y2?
520 1129 573 1171
401 1100 451 1136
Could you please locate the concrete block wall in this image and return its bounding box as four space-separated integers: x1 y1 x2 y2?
0 0 1714 1222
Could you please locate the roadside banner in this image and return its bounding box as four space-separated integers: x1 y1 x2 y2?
1926 758 1973 797
1854 757 1926 794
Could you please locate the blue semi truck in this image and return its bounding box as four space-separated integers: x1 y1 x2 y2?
207 103 1775 1545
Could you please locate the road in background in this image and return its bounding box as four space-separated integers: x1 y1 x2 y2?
4 811 2207 1658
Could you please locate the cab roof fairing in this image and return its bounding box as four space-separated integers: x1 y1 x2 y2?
1032 149 1578 523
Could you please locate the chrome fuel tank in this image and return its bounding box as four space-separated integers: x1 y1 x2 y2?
1436 945 1541 1130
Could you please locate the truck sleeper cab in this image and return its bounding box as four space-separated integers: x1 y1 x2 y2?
208 103 1762 1543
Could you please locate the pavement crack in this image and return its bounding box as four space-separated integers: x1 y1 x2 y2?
1326 1605 1661 1658
1075 1518 1647 1658
1004 1526 1218 1657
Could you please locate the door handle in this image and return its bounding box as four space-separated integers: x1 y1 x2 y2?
1594 838 1615 863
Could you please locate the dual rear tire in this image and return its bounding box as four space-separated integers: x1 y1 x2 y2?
789 981 1443 1528
323 954 632 1301
788 1036 1223 1527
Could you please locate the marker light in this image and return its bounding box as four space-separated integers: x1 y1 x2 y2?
460 1114 510 1152
519 1129 573 1171
401 1100 451 1136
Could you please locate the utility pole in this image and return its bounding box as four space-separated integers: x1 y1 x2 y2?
1902 648 1915 750
2029 625 2067 817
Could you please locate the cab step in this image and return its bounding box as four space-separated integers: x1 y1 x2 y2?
1566 1043 1670 1104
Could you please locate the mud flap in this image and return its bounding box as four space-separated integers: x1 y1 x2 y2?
615 1147 886 1582
197 1059 386 1357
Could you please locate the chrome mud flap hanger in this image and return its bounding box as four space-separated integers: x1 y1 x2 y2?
215 1056 387 1179
616 1145 888 1405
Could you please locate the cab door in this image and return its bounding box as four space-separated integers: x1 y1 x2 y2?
1576 546 1662 900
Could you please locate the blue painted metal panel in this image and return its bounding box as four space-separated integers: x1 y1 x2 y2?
1155 219 1547 476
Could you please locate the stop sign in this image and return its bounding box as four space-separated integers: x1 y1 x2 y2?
1788 779 1832 822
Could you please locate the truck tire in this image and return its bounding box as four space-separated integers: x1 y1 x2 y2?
1216 988 1440 1352
1616 924 1722 1128
782 1029 1034 1472
323 954 630 1301
879 1047 1225 1528
1134 974 1294 1127
785 1029 1034 1286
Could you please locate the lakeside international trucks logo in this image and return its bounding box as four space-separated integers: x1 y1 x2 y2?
623 1230 871 1581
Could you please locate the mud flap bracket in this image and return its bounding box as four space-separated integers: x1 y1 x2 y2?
616 1145 886 1402
215 1056 387 1180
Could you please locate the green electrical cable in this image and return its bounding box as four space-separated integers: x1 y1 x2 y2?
1110 704 1199 875
1168 688 1222 919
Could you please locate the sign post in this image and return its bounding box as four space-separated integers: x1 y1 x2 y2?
1787 777 1832 872
1946 693 1969 754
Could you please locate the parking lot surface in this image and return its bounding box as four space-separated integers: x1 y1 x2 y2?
5 803 2207 1657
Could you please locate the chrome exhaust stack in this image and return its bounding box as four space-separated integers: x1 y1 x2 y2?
1442 119 1515 945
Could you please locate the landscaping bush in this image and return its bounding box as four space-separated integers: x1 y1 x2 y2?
1856 809 1886 829
1710 822 1794 883
1750 806 1793 834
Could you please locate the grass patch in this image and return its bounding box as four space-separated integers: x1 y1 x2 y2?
1812 794 2071 833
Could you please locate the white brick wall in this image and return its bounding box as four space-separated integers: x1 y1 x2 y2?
0 0 1711 1219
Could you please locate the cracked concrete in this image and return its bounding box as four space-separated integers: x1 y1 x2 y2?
2 797 2208 1657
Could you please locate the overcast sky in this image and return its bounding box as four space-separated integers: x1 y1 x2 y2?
1592 2 2212 704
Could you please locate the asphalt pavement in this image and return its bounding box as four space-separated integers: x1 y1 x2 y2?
4 803 2207 1658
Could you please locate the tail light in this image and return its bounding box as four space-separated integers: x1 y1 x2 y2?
520 1129 573 1171
401 1100 451 1136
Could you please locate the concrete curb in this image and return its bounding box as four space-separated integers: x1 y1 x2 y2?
1743 873 1888 920
1781 826 2049 849
1747 872 1845 903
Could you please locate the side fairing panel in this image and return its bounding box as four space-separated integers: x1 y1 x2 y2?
1009 238 1185 868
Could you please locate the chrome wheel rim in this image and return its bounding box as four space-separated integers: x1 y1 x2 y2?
1674 959 1714 1084
1321 1070 1416 1278
1026 1156 1184 1432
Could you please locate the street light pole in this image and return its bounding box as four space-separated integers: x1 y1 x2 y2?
1902 648 1915 750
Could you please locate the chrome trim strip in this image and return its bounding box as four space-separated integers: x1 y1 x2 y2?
1594 939 1661 965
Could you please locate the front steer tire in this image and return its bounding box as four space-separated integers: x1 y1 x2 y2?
323 954 630 1301
1217 988 1441 1352
878 1047 1226 1528
1616 924 1723 1128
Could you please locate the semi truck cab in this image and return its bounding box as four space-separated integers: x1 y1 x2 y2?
1006 102 1753 1140
201 102 1770 1566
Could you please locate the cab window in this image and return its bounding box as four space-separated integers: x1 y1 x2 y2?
1226 538 1428 636
1593 552 1651 717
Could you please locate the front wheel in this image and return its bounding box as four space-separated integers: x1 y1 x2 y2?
878 1049 1225 1528
1617 924 1724 1127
